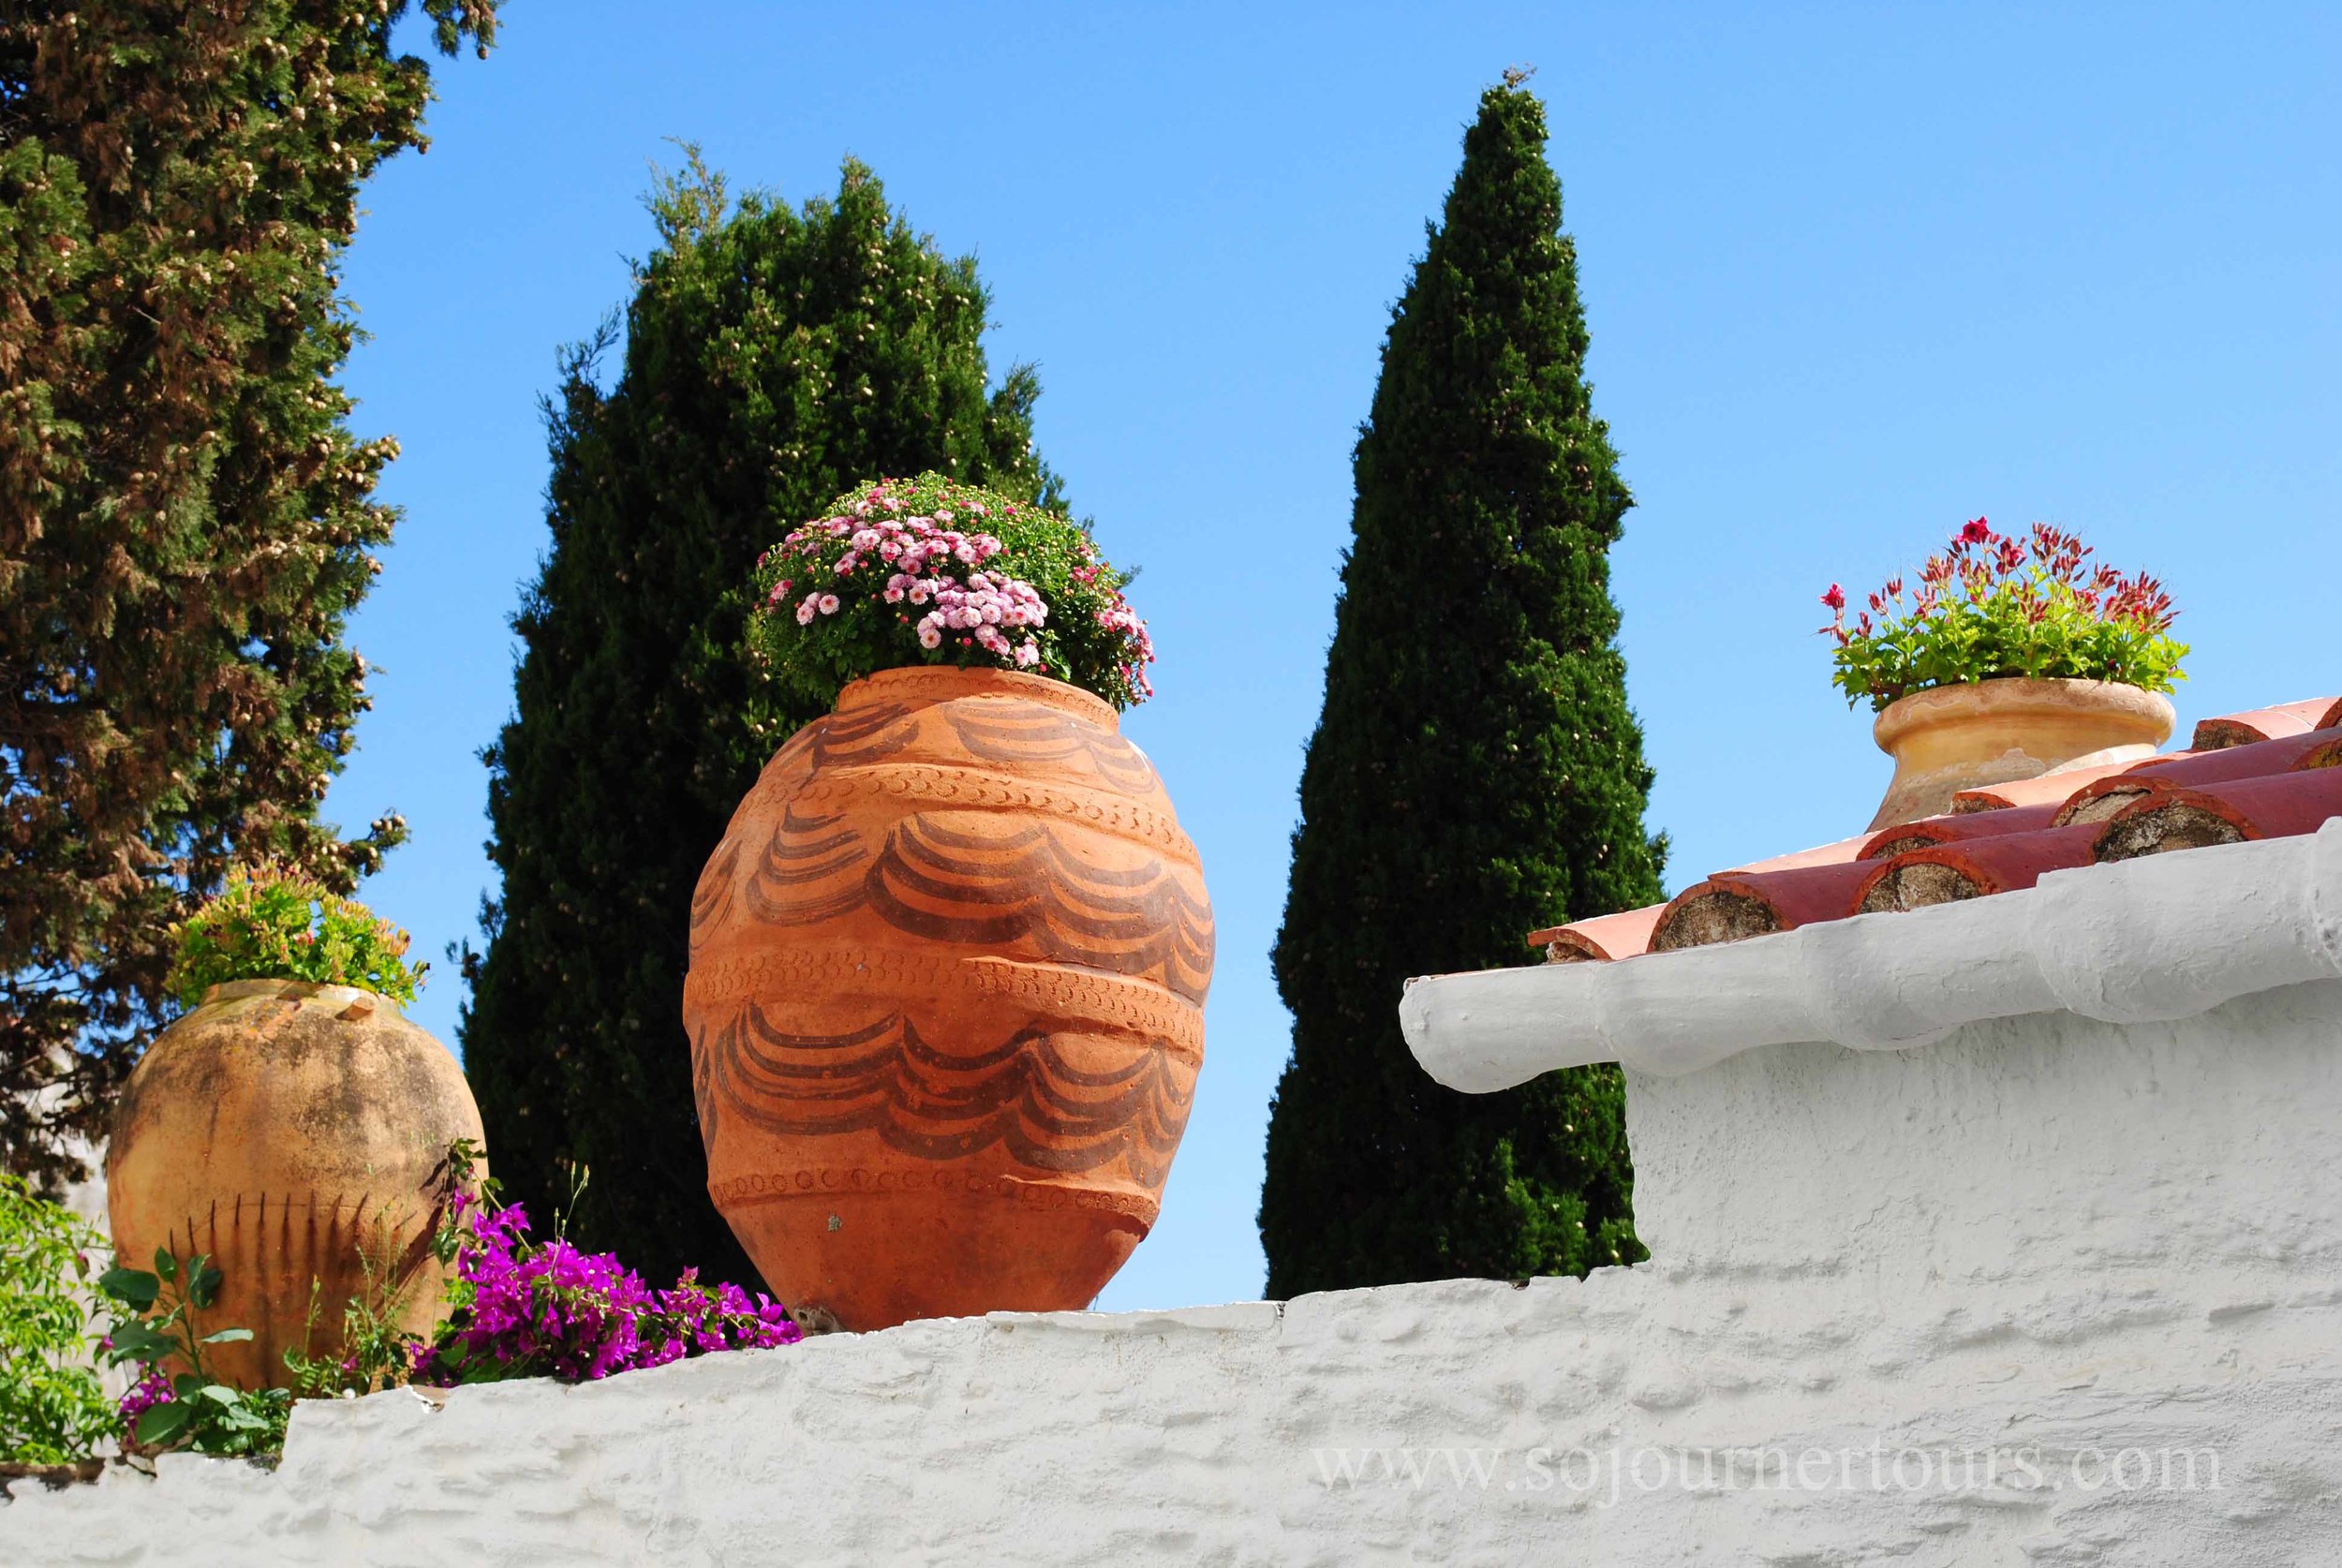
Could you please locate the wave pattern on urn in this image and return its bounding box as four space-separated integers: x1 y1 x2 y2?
683 667 1213 1329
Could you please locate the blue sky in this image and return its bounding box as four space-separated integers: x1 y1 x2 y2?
328 2 2340 1310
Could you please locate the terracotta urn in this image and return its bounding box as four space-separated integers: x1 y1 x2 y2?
683 666 1213 1330
105 980 484 1388
1869 676 2175 829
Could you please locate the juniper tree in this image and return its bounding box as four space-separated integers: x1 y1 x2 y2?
1259 78 1666 1295
0 2 496 1186
462 153 1062 1286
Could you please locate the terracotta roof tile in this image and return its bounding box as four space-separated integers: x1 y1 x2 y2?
1527 903 1667 963
2189 697 2339 751
1949 759 2174 813
2053 728 2341 824
1649 860 1882 952
1854 822 2100 912
2097 768 2342 860
1860 802 2064 858
1530 697 2342 959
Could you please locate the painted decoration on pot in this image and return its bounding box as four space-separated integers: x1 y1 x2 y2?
684 665 1212 1329
107 979 484 1389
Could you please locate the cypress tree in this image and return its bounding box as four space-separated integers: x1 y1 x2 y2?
462 153 1062 1286
1259 77 1666 1296
0 3 496 1184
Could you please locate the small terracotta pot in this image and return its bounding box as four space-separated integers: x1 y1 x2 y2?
105 980 484 1389
683 666 1213 1330
1868 677 2174 830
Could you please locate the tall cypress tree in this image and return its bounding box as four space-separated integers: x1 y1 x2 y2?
0 2 495 1185
1259 77 1666 1296
462 153 1062 1286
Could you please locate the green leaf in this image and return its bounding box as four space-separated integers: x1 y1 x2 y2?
198 1383 242 1406
153 1248 177 1281
137 1400 192 1445
200 1326 254 1344
172 1372 204 1398
189 1263 224 1309
105 1324 170 1364
99 1266 160 1309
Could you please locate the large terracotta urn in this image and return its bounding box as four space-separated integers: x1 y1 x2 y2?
106 980 484 1388
1869 676 2175 829
683 666 1213 1329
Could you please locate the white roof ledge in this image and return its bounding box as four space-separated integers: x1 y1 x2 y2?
1401 818 2342 1092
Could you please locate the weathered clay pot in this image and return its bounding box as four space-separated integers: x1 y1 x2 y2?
1870 677 2175 829
683 666 1213 1329
106 980 484 1388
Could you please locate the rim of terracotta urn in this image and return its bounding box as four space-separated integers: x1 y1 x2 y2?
195 977 392 1010
838 664 1118 726
1872 675 2175 754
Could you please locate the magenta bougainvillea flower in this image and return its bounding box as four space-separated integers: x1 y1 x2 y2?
414 1192 801 1386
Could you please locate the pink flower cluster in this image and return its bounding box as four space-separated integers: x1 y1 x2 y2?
765 502 1046 668
1068 562 1155 699
414 1193 801 1386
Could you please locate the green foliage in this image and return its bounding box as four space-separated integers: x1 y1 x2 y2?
747 471 1153 710
167 865 425 1009
0 2 495 1190
1823 518 2187 709
99 1250 289 1458
1260 79 1665 1296
0 1176 111 1463
462 151 1065 1289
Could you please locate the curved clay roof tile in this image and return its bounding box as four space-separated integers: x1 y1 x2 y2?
2053 728 2342 825
1527 903 1668 964
1649 860 1879 952
1860 802 2064 860
2095 769 2342 862
1949 759 2167 814
1853 822 2102 913
2189 698 2338 751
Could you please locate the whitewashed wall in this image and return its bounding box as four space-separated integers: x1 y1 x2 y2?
8 981 2341 1564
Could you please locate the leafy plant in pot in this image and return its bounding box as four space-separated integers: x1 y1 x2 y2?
687 474 1214 1330
1820 519 2186 828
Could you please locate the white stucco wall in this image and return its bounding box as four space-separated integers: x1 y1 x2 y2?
9 981 2341 1563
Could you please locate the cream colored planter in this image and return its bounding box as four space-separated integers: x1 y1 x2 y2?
1867 677 2174 829
105 980 483 1389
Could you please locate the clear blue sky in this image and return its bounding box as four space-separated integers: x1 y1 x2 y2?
328 2 2340 1310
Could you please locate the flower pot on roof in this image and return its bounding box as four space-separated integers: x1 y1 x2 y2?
105 870 482 1390
1822 519 2186 829
683 473 1209 1332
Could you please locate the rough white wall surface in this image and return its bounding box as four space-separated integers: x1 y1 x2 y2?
10 983 2342 1564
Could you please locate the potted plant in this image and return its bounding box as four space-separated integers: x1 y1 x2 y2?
684 472 1213 1330
1821 518 2186 827
104 867 483 1389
